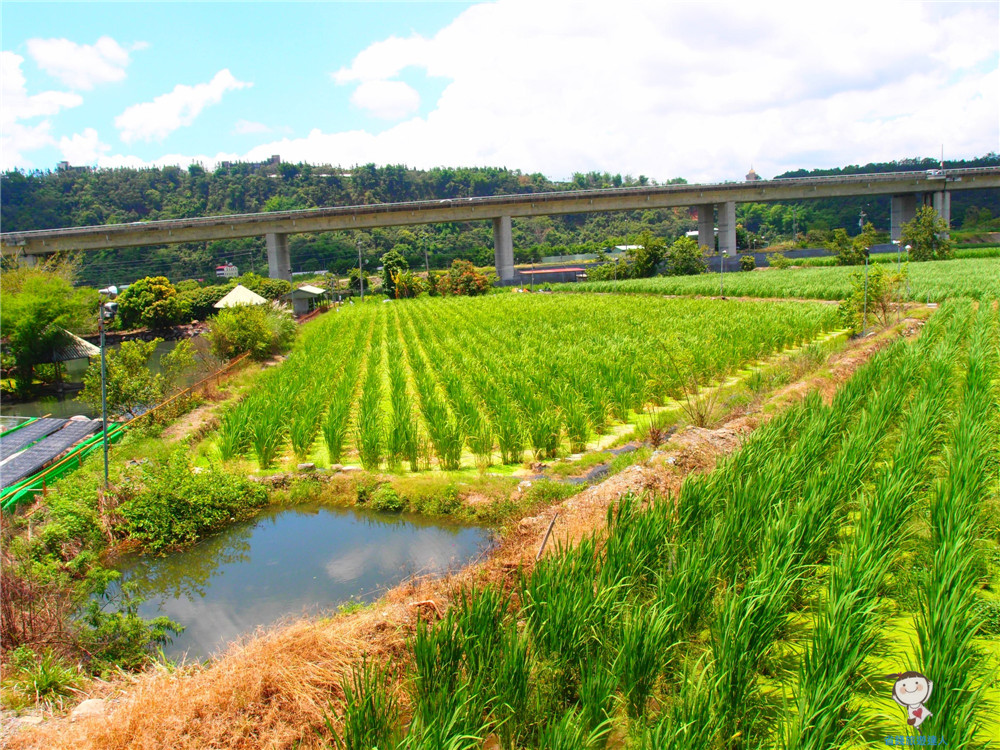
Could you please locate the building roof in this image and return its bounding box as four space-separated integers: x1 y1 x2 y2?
213 284 267 308
282 285 327 300
46 330 100 363
519 267 586 276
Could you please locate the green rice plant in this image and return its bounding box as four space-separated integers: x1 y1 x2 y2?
289 384 327 461
247 386 287 469
216 402 250 460
557 384 590 453
577 661 617 737
355 368 383 471
386 340 418 470
638 665 715 750
323 380 354 463
612 605 674 719
328 656 401 750
532 707 611 750
555 256 1000 302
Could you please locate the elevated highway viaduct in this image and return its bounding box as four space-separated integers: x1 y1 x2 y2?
2 168 997 283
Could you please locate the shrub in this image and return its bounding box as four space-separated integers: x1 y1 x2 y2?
236 272 292 300
178 285 230 320
117 450 268 551
769 252 791 269
369 486 406 513
116 276 191 329
740 254 756 272
434 260 495 296
206 304 296 360
393 269 426 298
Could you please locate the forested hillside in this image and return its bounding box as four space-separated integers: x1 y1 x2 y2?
2 156 996 286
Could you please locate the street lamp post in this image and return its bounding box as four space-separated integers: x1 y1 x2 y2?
719 249 726 297
97 286 118 489
357 235 364 302
861 249 870 336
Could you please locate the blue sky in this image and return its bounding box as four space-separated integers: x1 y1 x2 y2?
3 1 998 183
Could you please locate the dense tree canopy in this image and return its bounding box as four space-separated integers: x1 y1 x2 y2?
0 260 95 393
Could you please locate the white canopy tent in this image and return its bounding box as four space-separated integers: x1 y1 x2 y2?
213 284 267 309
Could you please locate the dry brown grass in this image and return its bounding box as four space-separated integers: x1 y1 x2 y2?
5 314 926 750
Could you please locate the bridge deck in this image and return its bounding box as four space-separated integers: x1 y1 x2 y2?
3 168 997 256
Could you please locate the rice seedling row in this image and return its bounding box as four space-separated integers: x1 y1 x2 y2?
211 294 840 471
914 301 999 745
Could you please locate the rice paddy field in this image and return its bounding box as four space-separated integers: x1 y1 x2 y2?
330 299 1000 749
207 294 841 472
555 256 1000 302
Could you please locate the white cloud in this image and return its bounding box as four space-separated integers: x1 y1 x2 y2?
1 51 83 168
59 128 111 165
233 119 272 135
318 0 999 181
115 69 252 144
57 1 998 182
26 36 137 90
350 80 420 120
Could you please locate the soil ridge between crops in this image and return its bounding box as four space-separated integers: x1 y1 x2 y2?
2 317 925 750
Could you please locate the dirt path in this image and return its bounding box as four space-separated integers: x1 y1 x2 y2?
4 318 921 750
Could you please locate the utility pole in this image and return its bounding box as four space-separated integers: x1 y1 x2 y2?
357 234 364 301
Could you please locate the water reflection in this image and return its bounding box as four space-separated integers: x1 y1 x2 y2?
116 503 493 661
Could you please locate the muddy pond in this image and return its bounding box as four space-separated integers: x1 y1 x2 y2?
115 502 493 661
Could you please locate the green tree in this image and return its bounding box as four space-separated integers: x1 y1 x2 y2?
901 206 953 261
116 277 190 330
628 231 667 278
380 249 408 298
666 237 707 276
837 263 908 336
833 222 879 266
79 339 163 418
347 267 369 293
740 254 756 272
0 260 95 393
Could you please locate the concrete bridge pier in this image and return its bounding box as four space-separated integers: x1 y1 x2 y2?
890 194 917 242
697 204 715 250
932 191 951 237
266 232 292 281
493 215 514 283
718 201 737 256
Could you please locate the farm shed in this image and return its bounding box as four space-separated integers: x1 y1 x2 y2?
281 285 330 316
